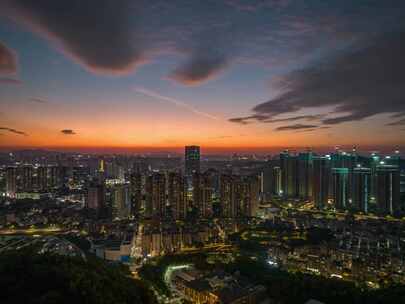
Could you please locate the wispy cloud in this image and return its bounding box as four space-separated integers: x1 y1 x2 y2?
0 127 27 136
61 129 76 135
134 87 219 120
229 114 325 125
30 98 48 104
275 124 318 131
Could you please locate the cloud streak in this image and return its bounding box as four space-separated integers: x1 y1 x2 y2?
229 114 325 125
0 127 27 136
134 87 219 120
275 124 318 131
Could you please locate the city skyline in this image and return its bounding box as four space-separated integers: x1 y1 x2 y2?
2 2 405 303
1 1 405 151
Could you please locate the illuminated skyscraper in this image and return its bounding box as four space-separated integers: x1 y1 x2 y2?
369 153 381 200
86 182 106 211
21 165 33 192
192 172 213 218
6 167 17 198
241 175 260 217
352 167 371 213
280 151 298 197
220 174 238 218
48 166 60 189
113 184 131 219
298 151 313 199
130 171 142 217
36 166 48 191
376 165 400 215
261 163 283 199
185 146 200 177
332 168 349 210
273 166 282 196
312 156 331 209
145 173 166 218
219 174 260 218
168 172 187 220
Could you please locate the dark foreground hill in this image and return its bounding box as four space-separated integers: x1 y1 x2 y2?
0 250 156 304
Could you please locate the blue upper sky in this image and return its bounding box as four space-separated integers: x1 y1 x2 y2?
0 0 404 152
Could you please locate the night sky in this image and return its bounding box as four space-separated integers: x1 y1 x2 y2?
0 0 404 152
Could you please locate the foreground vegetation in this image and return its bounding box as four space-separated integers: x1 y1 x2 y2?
0 249 156 304
139 251 405 304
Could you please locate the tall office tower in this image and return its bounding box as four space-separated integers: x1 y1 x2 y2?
21 165 33 192
332 168 349 210
145 173 166 218
376 165 400 215
331 150 357 198
192 172 213 218
352 167 371 213
168 172 187 220
298 152 313 199
130 171 142 216
185 146 200 177
220 174 238 218
273 166 282 196
112 184 131 219
312 156 331 209
6 167 17 198
241 175 260 217
280 151 298 197
86 182 106 210
36 166 48 191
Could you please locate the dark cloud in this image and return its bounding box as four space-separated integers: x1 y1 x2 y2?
0 127 27 136
0 77 21 85
0 41 17 74
169 49 229 86
228 114 268 125
229 114 324 125
30 98 48 104
61 129 76 135
232 31 405 127
264 114 325 123
2 0 145 75
228 117 251 125
2 0 404 88
275 124 318 131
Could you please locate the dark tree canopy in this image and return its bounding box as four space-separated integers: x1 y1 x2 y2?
0 250 156 304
